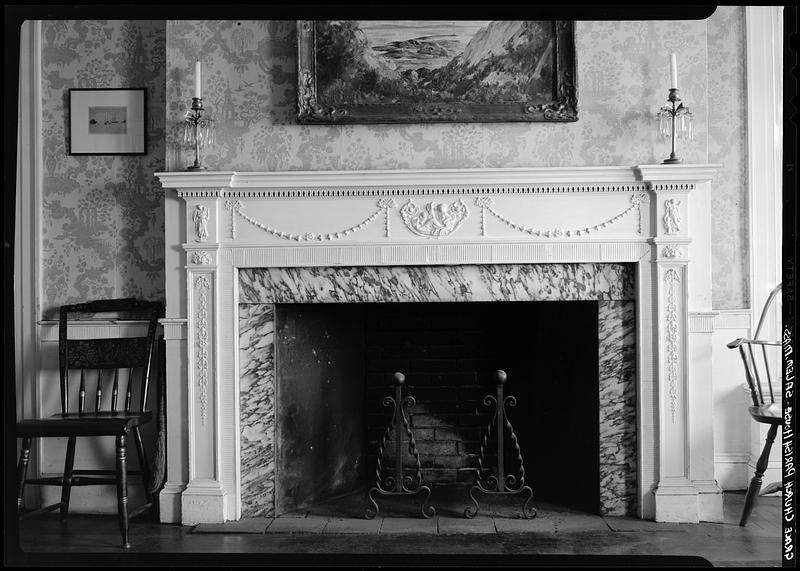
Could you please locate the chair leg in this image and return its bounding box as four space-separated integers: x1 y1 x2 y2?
740 423 779 526
132 426 154 506
17 437 32 513
116 434 131 549
60 436 77 521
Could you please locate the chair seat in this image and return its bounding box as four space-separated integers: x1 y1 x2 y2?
17 411 152 438
748 403 782 425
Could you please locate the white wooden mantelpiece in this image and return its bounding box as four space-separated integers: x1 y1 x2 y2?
156 165 722 525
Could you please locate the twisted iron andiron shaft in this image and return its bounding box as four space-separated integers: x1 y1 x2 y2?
464 370 536 520
364 372 435 519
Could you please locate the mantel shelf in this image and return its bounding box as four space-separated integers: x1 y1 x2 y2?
155 164 721 192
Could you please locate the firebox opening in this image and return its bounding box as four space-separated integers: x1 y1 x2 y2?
275 300 600 516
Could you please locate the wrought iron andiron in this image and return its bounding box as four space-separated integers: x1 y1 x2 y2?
364 372 435 519
464 370 536 519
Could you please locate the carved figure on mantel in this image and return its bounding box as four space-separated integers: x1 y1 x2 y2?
193 205 210 243
663 199 682 235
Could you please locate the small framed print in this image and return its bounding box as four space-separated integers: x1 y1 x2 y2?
68 88 147 155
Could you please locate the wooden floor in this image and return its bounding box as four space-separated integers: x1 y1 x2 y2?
8 491 782 567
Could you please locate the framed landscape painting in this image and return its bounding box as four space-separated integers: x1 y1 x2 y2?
68 88 147 155
297 20 577 124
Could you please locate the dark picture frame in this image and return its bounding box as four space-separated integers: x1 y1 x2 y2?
68 88 147 155
297 20 577 124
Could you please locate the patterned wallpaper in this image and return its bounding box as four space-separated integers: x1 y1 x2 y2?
38 12 750 316
708 7 749 309
163 14 747 308
40 20 166 319
165 19 709 171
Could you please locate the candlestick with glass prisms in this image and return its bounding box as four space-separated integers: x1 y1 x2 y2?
183 97 215 171
657 88 693 164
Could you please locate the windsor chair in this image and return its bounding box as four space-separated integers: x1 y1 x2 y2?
16 298 162 548
727 283 782 527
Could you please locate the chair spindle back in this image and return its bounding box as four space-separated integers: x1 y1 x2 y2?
58 298 162 416
727 284 782 408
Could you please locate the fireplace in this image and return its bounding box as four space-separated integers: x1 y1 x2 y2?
272 299 606 516
156 164 723 525
240 264 636 519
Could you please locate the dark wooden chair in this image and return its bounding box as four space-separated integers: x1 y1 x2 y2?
16 298 163 548
727 283 782 527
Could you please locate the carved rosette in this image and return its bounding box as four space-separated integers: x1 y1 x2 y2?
195 275 211 425
664 268 681 423
191 250 213 265
662 245 684 259
400 199 469 239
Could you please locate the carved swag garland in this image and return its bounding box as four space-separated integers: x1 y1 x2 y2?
214 193 650 242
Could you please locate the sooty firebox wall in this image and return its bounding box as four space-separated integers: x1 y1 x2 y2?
275 301 599 516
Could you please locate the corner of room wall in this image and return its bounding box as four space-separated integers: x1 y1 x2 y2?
711 6 784 489
707 6 750 311
15 20 43 503
20 19 169 514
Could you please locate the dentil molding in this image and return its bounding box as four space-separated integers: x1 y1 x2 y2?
156 165 721 197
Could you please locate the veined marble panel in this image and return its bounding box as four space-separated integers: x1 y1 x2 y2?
238 304 275 517
598 300 637 516
238 263 636 518
239 263 635 304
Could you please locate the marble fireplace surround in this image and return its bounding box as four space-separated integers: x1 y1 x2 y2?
238 263 637 518
156 164 722 526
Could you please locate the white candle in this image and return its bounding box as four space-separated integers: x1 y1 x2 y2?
194 60 202 99
670 53 678 89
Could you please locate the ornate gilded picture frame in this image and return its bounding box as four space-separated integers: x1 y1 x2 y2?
297 20 577 124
